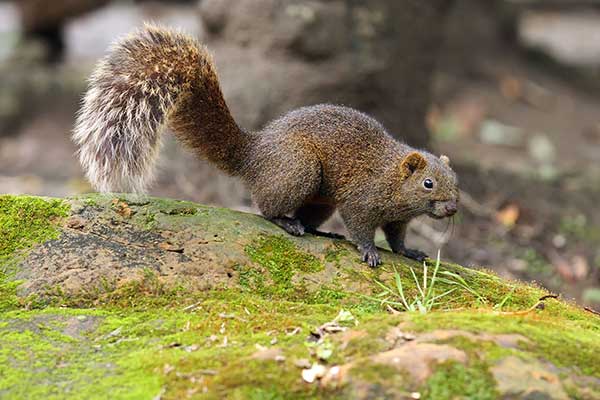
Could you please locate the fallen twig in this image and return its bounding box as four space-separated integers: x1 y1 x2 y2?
182 302 202 312
494 294 559 316
584 307 600 317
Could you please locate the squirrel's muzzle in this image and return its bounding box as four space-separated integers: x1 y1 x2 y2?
444 200 458 216
429 199 458 219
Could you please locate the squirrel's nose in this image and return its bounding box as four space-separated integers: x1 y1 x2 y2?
445 201 457 216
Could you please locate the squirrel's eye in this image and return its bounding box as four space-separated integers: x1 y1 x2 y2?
423 178 434 190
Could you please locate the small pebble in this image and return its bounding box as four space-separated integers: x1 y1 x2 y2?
294 358 312 369
275 355 286 363
552 234 566 248
302 364 326 383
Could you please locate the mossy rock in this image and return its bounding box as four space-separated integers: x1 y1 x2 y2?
0 194 598 400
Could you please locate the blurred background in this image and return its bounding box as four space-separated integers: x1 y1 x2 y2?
0 0 599 308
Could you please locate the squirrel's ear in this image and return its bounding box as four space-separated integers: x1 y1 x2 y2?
401 152 427 179
440 155 450 166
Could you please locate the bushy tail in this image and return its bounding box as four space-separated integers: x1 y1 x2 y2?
73 24 249 193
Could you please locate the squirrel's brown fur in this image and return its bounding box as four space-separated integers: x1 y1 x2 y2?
73 25 459 266
74 24 247 192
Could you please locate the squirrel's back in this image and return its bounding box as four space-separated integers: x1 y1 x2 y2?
73 24 249 193
260 104 406 180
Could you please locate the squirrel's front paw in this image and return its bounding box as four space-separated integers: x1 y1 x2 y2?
361 248 381 267
400 248 428 262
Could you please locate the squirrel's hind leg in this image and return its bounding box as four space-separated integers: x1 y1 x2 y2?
294 202 344 239
251 145 322 237
268 216 306 236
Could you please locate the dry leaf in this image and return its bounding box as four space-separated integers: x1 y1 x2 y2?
251 347 283 361
158 242 184 253
571 255 589 281
500 76 523 101
496 204 520 228
65 216 86 229
111 199 133 218
549 251 588 282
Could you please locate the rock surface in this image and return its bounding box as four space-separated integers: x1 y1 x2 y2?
0 194 599 399
519 10 600 67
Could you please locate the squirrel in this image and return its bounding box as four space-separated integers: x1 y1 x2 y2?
73 25 459 267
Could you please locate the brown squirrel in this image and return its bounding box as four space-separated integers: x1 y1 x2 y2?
73 25 459 267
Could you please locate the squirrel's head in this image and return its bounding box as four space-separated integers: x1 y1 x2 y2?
396 151 459 219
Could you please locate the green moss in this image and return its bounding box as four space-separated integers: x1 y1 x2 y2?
327 315 398 367
237 264 266 292
212 360 315 399
0 196 69 312
424 361 498 400
436 335 512 363
409 310 600 376
324 245 350 264
0 195 69 263
0 311 162 399
307 287 346 304
72 192 110 206
417 335 507 399
83 198 98 207
244 235 324 301
347 361 413 399
0 291 343 399
1 287 598 399
351 362 400 383
563 376 600 400
1 194 599 398
246 235 323 274
0 278 21 312
45 268 191 310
